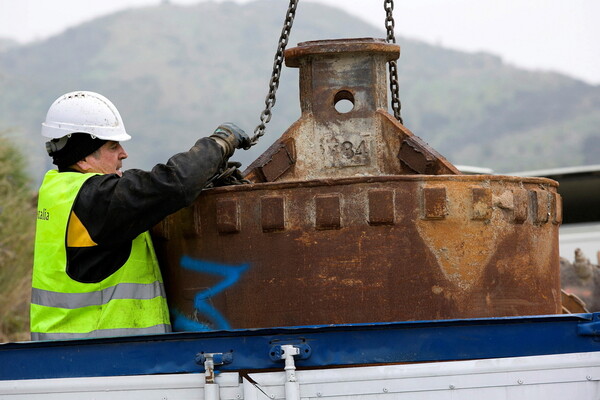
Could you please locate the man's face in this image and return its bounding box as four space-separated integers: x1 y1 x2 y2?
80 141 128 177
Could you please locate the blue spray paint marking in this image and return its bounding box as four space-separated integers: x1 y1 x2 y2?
172 256 249 332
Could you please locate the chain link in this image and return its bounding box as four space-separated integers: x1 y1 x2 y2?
251 0 299 146
384 0 403 124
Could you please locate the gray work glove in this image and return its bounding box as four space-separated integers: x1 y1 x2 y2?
209 123 251 158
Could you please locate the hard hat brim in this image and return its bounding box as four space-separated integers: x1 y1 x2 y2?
41 122 132 142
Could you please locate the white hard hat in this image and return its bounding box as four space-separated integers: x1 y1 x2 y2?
41 91 131 141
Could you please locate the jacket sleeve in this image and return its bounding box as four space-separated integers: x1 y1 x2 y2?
73 137 225 246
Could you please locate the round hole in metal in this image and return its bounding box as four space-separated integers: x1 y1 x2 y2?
334 90 355 113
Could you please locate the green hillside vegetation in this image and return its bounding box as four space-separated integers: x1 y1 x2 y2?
0 0 598 185
0 132 34 342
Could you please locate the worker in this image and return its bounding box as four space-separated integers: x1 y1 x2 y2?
30 91 250 340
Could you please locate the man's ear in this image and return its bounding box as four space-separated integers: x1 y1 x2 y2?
72 157 91 173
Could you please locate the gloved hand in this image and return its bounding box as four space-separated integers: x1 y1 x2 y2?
206 161 252 188
209 123 251 158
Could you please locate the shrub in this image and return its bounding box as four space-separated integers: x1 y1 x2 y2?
0 132 35 342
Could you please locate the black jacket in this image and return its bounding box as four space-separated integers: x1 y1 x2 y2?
66 137 225 283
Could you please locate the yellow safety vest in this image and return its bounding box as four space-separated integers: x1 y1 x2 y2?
31 170 171 340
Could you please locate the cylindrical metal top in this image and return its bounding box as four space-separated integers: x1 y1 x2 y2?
245 37 458 182
285 38 400 67
249 37 439 181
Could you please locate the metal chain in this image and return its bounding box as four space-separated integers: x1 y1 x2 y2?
251 0 299 146
384 0 403 124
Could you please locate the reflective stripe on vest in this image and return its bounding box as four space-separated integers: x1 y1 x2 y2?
31 324 171 341
31 281 166 309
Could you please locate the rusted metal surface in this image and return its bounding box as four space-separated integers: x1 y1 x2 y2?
250 139 296 182
561 289 589 314
153 38 562 331
152 175 561 330
244 38 459 182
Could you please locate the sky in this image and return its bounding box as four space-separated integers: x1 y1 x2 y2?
0 0 599 85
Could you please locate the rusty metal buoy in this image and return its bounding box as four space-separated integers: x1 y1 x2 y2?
152 38 561 331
